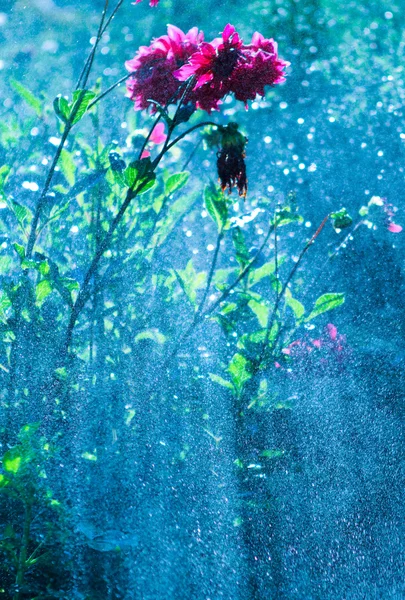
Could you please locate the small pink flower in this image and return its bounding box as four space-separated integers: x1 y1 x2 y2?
326 323 337 341
312 339 322 349
149 122 167 144
387 222 403 233
132 0 159 6
140 150 151 159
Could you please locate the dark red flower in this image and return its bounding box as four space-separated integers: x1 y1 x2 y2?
125 25 203 112
174 25 289 111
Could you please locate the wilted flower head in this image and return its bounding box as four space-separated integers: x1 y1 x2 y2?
215 123 248 197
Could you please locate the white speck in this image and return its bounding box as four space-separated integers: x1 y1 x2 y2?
283 168 290 175
400 133 405 139
307 133 314 140
49 137 61 146
207 244 215 252
267 185 274 192
121 122 127 129
329 116 336 123
305 221 312 228
361 142 367 148
297 118 304 124
385 11 393 19
42 158 49 166
31 127 39 136
279 102 288 110
22 181 39 192
90 36 97 45
308 163 317 172
299 163 305 170
42 39 58 53
377 150 384 157
264 136 272 144
186 230 192 237
70 226 79 234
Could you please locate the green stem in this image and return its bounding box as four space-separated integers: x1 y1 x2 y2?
257 213 330 368
14 501 32 600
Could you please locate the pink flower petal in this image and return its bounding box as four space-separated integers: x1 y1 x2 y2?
149 122 167 145
387 222 403 233
312 339 322 349
141 150 151 159
327 323 338 341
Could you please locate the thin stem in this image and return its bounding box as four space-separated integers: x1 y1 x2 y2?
138 114 162 161
14 501 32 600
157 220 275 376
26 1 124 258
197 229 224 318
257 213 330 367
163 121 217 156
182 137 203 170
87 72 134 111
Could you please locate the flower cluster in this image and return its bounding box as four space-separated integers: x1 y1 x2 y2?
126 24 289 113
275 323 349 372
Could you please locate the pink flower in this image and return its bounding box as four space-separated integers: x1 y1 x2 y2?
174 24 289 110
149 122 167 144
132 0 159 7
141 150 151 159
126 24 288 114
125 25 203 112
387 222 403 233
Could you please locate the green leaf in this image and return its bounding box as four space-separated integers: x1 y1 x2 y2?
228 353 252 395
35 280 53 304
331 208 353 231
59 149 76 186
275 207 303 227
13 242 25 260
9 200 32 230
54 367 68 381
53 95 70 123
70 89 96 125
248 299 269 327
284 288 305 321
232 227 250 269
260 449 284 459
306 293 345 321
0 473 10 488
165 172 189 196
10 78 42 117
135 329 166 344
2 448 22 474
249 260 282 287
0 291 11 324
209 373 235 393
124 158 156 194
204 184 228 232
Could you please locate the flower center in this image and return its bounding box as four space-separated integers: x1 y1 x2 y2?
213 47 240 78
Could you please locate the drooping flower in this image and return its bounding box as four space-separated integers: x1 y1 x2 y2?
216 123 248 197
125 25 203 112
